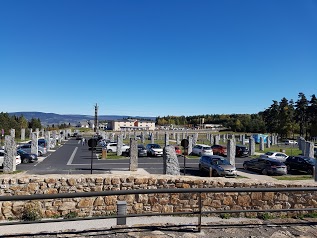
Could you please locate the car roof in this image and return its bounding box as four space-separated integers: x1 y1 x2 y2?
203 155 225 159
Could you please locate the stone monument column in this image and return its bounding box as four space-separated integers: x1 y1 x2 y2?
249 137 255 156
227 139 236 167
10 129 15 138
164 132 169 147
163 145 180 175
117 134 123 156
21 128 25 141
31 132 38 156
3 135 16 172
129 138 138 171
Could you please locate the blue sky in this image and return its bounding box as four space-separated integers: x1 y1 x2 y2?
1 0 316 117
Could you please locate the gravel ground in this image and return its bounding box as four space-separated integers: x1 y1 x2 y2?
1 216 317 237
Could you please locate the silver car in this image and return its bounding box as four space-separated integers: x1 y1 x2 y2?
17 144 47 156
199 155 237 177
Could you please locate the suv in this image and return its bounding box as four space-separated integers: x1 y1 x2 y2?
236 145 249 157
199 155 237 177
192 144 213 156
284 156 315 175
211 145 227 156
17 144 47 156
106 143 130 154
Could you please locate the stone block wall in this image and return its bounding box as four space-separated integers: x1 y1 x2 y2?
0 175 317 220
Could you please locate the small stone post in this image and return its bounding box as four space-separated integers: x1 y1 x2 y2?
193 133 198 146
210 134 214 145
29 128 33 139
242 134 245 145
215 135 220 145
141 132 145 144
176 133 180 145
129 138 138 171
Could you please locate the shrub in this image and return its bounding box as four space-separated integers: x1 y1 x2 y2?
21 202 42 221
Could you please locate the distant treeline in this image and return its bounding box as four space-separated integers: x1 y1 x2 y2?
0 112 70 138
156 92 317 139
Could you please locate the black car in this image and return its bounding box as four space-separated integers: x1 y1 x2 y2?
137 144 147 157
243 157 287 175
284 156 315 175
236 145 249 157
17 149 38 163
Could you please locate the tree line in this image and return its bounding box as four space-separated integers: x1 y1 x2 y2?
156 92 317 139
0 112 71 139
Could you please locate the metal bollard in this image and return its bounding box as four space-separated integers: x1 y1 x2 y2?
117 201 127 225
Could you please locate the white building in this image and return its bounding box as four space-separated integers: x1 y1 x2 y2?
109 119 155 131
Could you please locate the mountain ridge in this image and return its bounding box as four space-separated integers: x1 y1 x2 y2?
8 112 156 125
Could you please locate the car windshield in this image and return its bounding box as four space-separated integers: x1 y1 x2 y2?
303 157 315 164
265 152 274 156
213 159 230 165
151 144 161 148
203 146 211 150
17 149 27 154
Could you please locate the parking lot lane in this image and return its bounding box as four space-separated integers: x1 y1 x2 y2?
67 147 78 165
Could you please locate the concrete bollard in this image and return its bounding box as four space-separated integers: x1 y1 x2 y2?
117 201 127 225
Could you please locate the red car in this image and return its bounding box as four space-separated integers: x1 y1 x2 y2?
211 145 227 156
175 146 182 155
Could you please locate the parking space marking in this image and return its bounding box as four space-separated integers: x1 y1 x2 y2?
68 162 198 166
77 141 80 144
67 147 78 165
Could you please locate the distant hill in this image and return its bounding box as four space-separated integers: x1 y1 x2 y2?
9 112 156 126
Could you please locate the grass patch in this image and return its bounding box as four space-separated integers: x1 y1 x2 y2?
255 146 302 156
97 152 127 160
272 175 312 180
0 170 24 174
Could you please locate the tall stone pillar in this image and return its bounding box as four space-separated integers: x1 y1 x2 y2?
52 130 56 148
176 133 180 145
21 128 25 141
164 132 169 147
305 142 314 158
45 131 50 151
266 136 271 148
259 137 264 151
242 134 245 145
31 132 38 156
3 135 16 172
249 137 255 156
188 136 193 155
116 134 124 156
29 128 33 139
129 138 138 171
215 135 220 145
193 133 198 146
227 139 236 167
36 128 39 138
210 134 214 145
163 145 180 175
141 132 145 144
151 133 155 144
10 129 15 138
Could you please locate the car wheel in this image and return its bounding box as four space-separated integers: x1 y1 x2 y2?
199 164 202 171
199 152 201 156
107 149 112 153
22 158 29 164
212 170 218 177
286 165 291 172
38 151 43 156
243 164 248 170
307 168 313 175
262 169 268 175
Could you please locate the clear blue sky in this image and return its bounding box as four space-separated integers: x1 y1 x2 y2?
1 0 316 117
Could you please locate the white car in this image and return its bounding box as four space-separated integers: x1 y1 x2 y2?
146 144 163 157
284 140 298 145
192 144 214 156
0 149 21 167
261 151 288 162
106 143 130 154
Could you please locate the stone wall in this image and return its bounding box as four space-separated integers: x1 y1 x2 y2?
0 174 317 220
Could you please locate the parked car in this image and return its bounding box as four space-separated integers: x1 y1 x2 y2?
284 140 298 145
76 134 83 140
199 155 237 177
106 143 130 154
284 156 315 175
0 149 21 167
261 151 288 162
236 145 249 157
17 144 47 156
137 144 147 157
174 146 182 155
17 149 38 163
146 144 163 157
27 139 47 148
192 144 213 156
243 157 287 175
211 145 227 156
